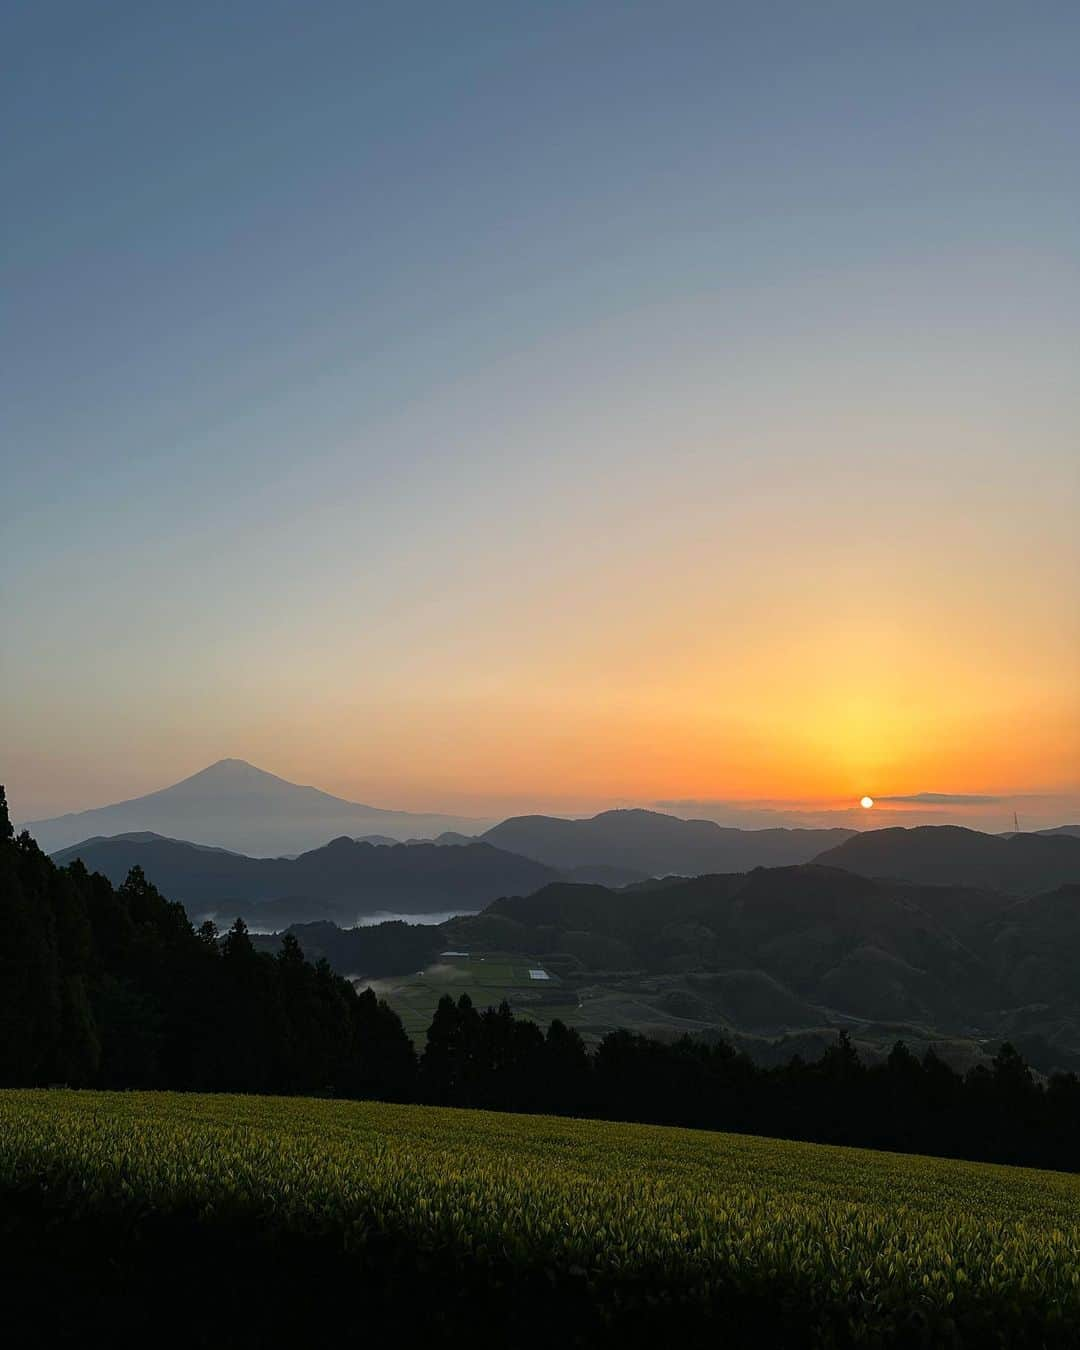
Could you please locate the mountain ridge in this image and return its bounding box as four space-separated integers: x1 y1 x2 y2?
51 829 559 928
481 807 857 875
812 825 1080 894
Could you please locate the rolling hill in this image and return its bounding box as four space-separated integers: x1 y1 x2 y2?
430 862 1079 1066
481 808 855 875
52 830 558 927
6 1091 1079 1348
812 825 1080 894
446 865 1010 1027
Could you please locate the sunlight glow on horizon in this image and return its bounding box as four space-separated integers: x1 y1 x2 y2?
2 5 1078 825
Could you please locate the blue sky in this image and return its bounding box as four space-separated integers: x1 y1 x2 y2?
3 1 1078 821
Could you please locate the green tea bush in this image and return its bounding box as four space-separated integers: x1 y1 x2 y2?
1 1089 1078 1347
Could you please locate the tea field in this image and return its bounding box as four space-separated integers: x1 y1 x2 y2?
1 1089 1078 1347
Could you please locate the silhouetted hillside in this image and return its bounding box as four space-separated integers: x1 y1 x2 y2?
0 785 415 1098
482 809 855 875
52 832 559 927
984 884 1080 1010
251 919 447 979
446 866 1008 1027
813 826 1080 894
24 759 489 855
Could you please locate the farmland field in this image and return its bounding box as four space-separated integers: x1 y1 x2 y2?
2 1089 1079 1347
365 952 1000 1068
363 951 578 1039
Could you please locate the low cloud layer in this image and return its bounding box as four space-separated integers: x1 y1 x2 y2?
874 793 1005 805
651 792 1080 833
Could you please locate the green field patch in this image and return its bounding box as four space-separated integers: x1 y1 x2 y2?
365 953 564 1042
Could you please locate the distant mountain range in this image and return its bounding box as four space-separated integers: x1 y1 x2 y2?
46 811 1080 1068
812 825 1080 894
23 759 491 856
26 764 866 871
480 808 856 874
26 759 1080 878
45 805 1080 934
51 831 560 927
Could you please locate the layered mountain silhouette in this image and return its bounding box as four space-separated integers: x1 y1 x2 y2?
812 825 1080 895
447 866 1005 1023
48 815 1080 1062
481 808 856 875
24 759 490 856
441 865 1079 1052
52 831 557 927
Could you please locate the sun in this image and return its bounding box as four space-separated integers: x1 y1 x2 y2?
860 796 874 809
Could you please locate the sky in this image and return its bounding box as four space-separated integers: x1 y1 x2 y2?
3 1 1078 828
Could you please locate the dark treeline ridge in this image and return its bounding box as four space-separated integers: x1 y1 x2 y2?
419 994 1080 1172
0 789 414 1098
3 787 1079 1174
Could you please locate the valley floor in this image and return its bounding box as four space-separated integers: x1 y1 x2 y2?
364 948 1004 1073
